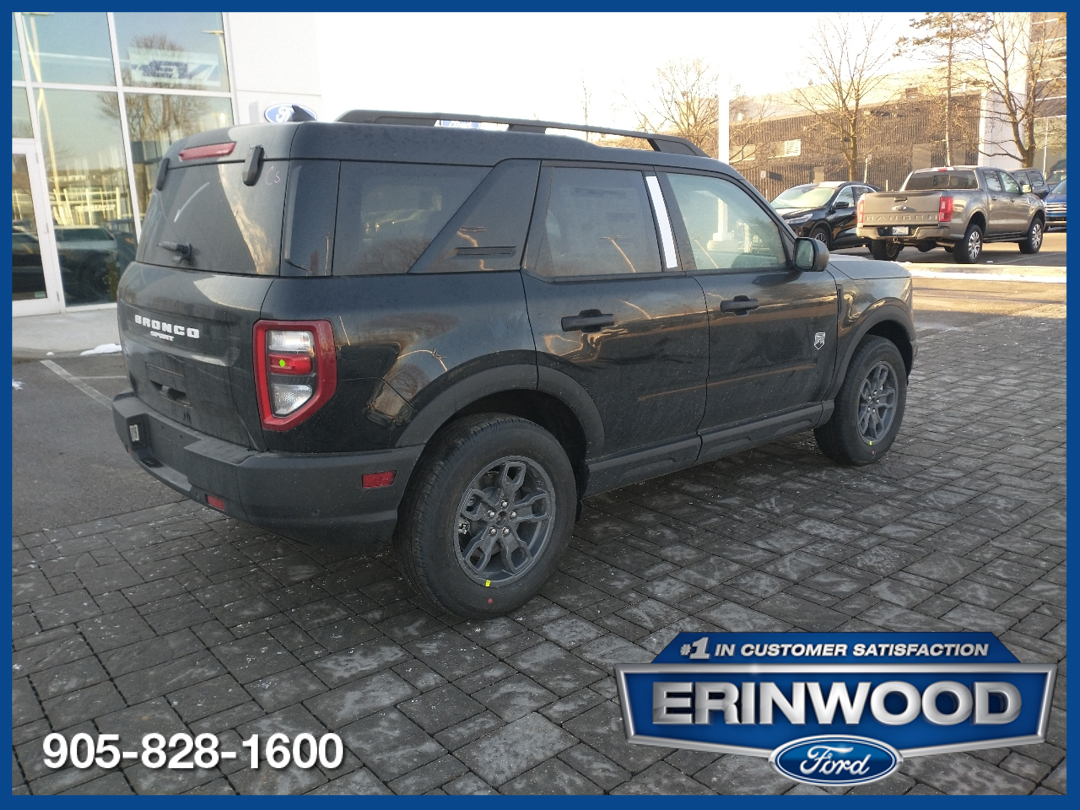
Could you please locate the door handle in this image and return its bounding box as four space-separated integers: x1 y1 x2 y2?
720 297 760 314
561 310 615 332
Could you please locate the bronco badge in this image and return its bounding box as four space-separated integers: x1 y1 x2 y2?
814 331 826 350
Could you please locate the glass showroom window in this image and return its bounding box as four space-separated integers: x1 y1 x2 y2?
126 94 233 217
12 13 22 80
35 88 134 306
114 12 230 92
21 11 114 86
14 12 236 308
13 88 33 139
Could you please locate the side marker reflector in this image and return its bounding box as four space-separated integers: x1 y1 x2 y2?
362 471 396 489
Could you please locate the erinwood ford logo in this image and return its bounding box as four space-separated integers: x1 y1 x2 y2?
615 633 1056 786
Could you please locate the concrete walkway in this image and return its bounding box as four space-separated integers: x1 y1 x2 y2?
12 307 121 361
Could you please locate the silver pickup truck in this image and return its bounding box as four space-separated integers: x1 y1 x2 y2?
856 166 1046 263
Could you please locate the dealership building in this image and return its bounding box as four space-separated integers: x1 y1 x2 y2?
12 11 321 332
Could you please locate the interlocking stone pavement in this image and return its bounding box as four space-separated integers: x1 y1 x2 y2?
12 304 1066 795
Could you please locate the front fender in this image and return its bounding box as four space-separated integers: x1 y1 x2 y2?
828 287 915 402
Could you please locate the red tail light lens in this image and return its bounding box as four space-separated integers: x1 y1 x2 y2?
857 197 865 225
178 142 236 161
254 320 337 430
938 196 954 223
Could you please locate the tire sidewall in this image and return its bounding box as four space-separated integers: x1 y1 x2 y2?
810 225 831 250
831 338 907 465
405 418 575 618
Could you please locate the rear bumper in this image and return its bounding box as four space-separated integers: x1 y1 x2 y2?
113 391 422 551
857 225 952 242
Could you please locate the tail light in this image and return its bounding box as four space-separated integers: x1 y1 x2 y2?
938 196 954 223
254 320 337 430
857 197 865 225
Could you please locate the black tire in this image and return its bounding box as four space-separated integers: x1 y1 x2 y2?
1018 217 1044 254
814 336 906 466
952 222 983 264
809 225 831 251
394 414 575 619
870 240 901 261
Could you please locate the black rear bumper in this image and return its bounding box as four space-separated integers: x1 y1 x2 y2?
112 391 422 551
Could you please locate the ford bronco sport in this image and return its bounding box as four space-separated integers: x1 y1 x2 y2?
112 110 915 618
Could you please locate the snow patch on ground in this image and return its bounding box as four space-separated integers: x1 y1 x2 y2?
13 379 24 390
80 343 123 356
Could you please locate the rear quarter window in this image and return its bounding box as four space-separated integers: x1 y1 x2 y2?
333 163 487 276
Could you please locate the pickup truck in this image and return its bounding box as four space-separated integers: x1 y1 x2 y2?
856 165 1046 263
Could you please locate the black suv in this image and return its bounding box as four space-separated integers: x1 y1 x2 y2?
112 111 916 618
770 180 881 252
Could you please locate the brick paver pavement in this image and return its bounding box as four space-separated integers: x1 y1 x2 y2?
12 304 1066 795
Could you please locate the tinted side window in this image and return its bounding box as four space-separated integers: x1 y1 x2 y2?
1000 172 1021 194
985 171 1003 192
334 163 486 276
835 187 855 207
417 160 540 274
533 167 661 278
282 160 339 277
664 173 786 271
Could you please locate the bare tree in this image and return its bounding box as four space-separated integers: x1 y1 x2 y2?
788 15 897 180
969 12 1066 168
896 13 987 165
625 57 719 157
729 85 780 166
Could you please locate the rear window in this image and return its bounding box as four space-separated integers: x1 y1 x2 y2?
333 163 487 276
904 171 978 191
138 161 288 275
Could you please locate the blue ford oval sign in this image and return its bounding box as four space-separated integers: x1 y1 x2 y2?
770 735 902 786
263 103 317 124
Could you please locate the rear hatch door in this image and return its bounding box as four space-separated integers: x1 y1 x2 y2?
118 126 295 450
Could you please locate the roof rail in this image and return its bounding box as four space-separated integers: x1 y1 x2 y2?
334 109 709 158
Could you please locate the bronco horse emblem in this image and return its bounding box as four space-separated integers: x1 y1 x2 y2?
814 332 826 350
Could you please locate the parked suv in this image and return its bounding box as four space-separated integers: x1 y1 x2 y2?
112 111 916 618
770 180 880 252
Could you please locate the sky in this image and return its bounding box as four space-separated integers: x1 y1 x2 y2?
314 12 922 130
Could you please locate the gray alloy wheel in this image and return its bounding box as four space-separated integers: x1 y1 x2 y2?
857 360 898 446
454 455 555 585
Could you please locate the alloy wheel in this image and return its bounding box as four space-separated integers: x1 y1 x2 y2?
454 456 555 585
857 361 898 445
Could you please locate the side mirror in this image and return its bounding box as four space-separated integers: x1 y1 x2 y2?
833 200 850 209
794 236 829 272
1021 183 1032 194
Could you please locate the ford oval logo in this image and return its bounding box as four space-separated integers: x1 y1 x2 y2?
263 103 317 124
770 735 902 786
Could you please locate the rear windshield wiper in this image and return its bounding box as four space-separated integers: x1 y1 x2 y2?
158 241 192 262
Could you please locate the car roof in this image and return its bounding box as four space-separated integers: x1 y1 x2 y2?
169 114 735 177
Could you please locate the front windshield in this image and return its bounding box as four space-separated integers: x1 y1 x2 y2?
771 185 835 210
1052 179 1066 194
